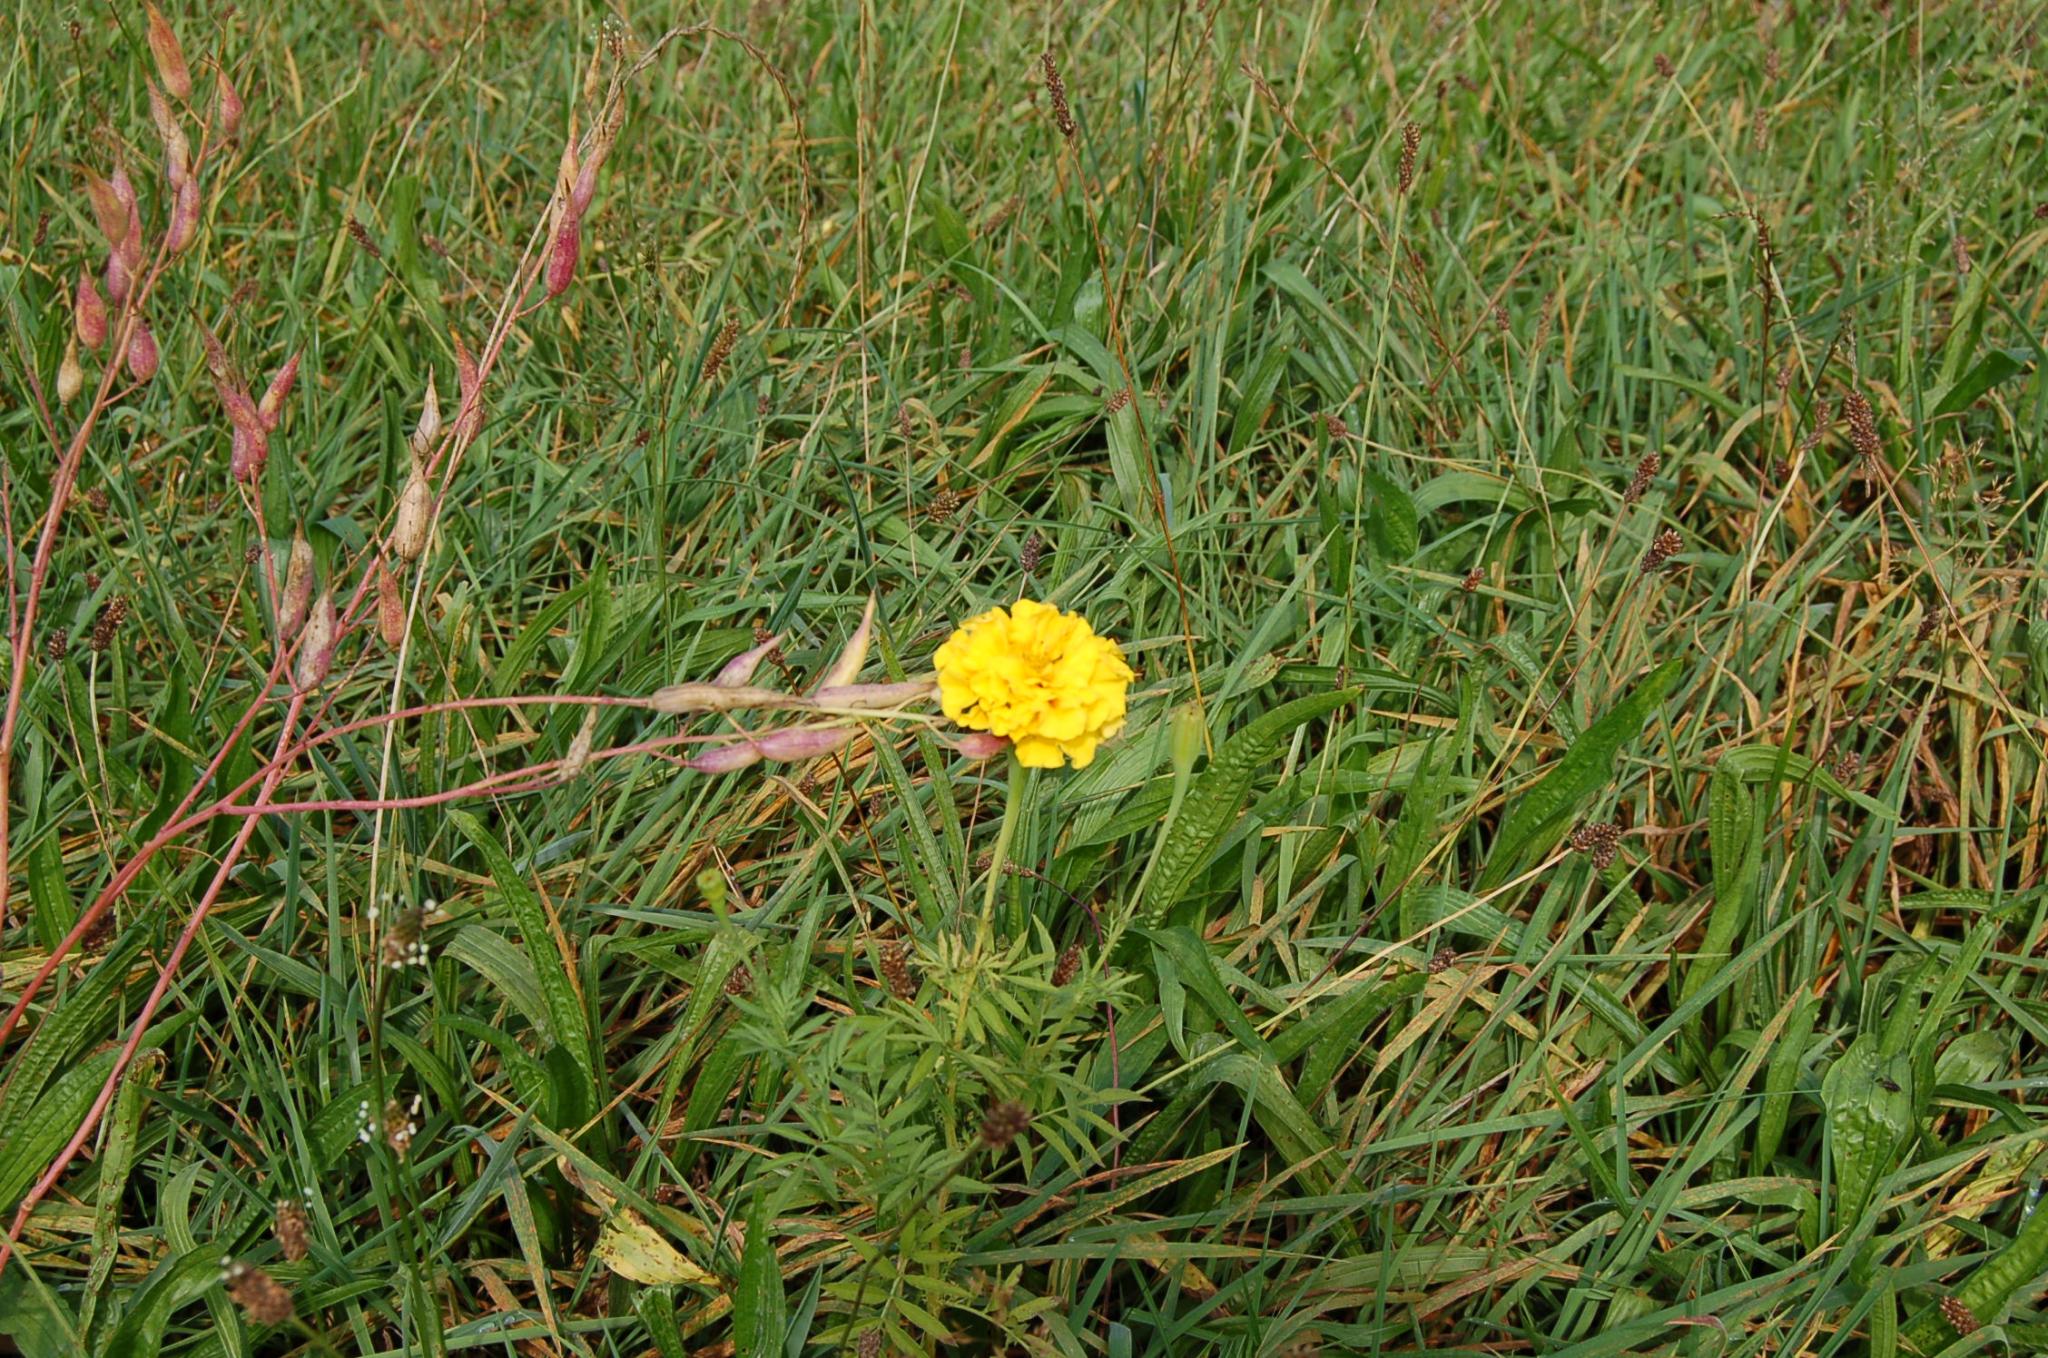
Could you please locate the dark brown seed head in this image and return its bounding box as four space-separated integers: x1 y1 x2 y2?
381 906 429 970
1639 528 1683 575
1951 233 1970 276
1322 411 1350 440
273 1196 310 1262
224 1261 294 1326
701 316 740 387
90 595 129 652
345 215 381 259
979 1099 1032 1149
1841 390 1882 467
1569 821 1622 870
856 1330 883 1358
1461 566 1484 593
45 632 69 661
724 961 753 997
1653 52 1674 77
1428 946 1458 974
383 1096 421 1157
1040 52 1076 138
1397 122 1421 193
879 939 918 1000
1021 532 1046 573
1914 603 1947 650
1940 1295 1979 1336
922 488 967 522
1104 386 1132 416
1624 452 1660 505
1051 941 1082 987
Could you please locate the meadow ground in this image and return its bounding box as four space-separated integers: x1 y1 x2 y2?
2 1 2047 1354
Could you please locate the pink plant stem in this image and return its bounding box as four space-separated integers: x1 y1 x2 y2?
0 693 304 1272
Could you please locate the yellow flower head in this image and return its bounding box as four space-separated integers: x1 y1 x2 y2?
934 599 1133 769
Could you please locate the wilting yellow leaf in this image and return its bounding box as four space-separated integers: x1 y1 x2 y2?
593 1204 720 1286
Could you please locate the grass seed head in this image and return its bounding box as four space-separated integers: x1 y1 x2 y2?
273 1197 310 1262
1040 51 1076 138
223 1261 293 1326
979 1099 1032 1149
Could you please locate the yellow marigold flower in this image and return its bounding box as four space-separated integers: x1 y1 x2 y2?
934 599 1133 769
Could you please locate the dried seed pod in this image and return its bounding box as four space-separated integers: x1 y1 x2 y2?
451 332 483 444
105 251 133 306
408 369 442 458
165 176 201 253
259 352 300 431
125 323 159 382
84 173 127 247
375 562 405 648
392 466 433 560
223 1261 293 1326
215 68 244 141
558 708 598 781
148 81 189 187
545 212 580 297
230 423 270 483
145 3 192 101
294 593 336 689
947 731 1009 759
683 741 764 774
813 595 876 692
56 339 84 404
75 270 108 349
278 533 314 638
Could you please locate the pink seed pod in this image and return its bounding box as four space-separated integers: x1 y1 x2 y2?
215 68 244 141
259 352 300 430
376 563 405 649
685 741 765 775
84 174 127 246
110 166 138 215
649 682 794 715
166 176 201 253
105 252 132 306
753 726 856 762
126 323 159 382
145 3 192 102
230 422 270 483
813 595 877 692
947 731 1010 759
74 271 108 349
716 635 780 688
294 593 337 689
570 153 602 218
545 213 580 298
278 533 314 638
451 333 483 444
56 339 85 405
555 120 580 198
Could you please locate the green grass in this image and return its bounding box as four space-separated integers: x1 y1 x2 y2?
2 0 2047 1353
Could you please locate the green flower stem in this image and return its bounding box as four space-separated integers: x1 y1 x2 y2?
980 754 1029 929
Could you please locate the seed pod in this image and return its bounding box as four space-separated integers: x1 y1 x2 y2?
685 741 764 774
83 174 127 246
376 563 405 648
555 118 580 198
408 369 441 458
716 635 780 688
451 332 482 443
56 339 84 404
230 422 270 483
259 352 300 431
948 731 1008 759
294 593 336 689
545 212 580 297
559 708 598 781
75 270 108 348
147 82 188 186
814 595 876 692
165 176 200 253
105 251 133 306
571 152 602 217
752 725 855 762
125 323 159 382
278 533 314 638
813 680 936 710
392 466 433 560
145 3 192 101
215 68 244 141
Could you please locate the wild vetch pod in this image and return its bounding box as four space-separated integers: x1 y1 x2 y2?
648 683 797 715
230 422 270 483
145 3 192 101
753 726 856 762
684 742 764 775
126 323 159 382
110 166 138 217
56 339 84 404
947 731 1009 759
259 353 299 431
215 68 243 141
813 680 937 710
545 213 580 298
376 563 405 648
294 593 337 689
451 333 482 443
84 174 126 246
559 709 598 782
715 635 780 687
166 177 201 253
279 533 314 638
814 595 877 692
74 271 107 349
408 369 441 457
105 251 133 306
392 466 433 561
570 142 607 217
